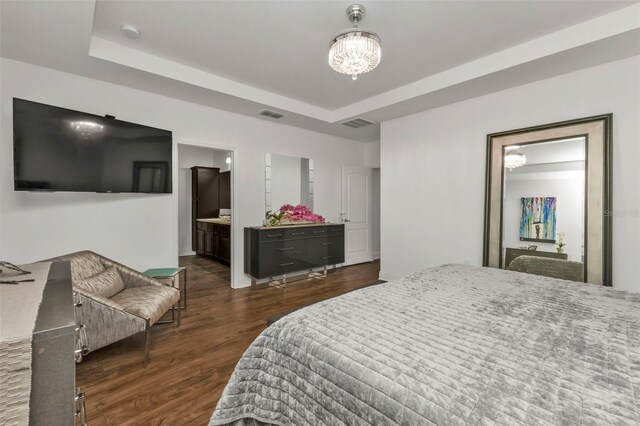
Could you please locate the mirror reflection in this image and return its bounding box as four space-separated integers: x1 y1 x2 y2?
265 153 314 214
501 137 586 279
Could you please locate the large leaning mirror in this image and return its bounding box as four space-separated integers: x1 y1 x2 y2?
265 153 314 215
483 115 612 286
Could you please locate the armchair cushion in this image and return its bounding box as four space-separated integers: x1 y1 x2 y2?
110 285 180 325
75 266 125 299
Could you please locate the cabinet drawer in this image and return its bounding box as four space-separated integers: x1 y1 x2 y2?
284 228 309 239
258 240 311 276
259 229 287 242
309 235 345 265
327 225 344 236
308 227 328 236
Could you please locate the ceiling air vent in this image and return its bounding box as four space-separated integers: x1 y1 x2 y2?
259 110 286 119
341 118 374 128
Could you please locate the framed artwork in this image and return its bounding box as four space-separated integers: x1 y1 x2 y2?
519 196 556 243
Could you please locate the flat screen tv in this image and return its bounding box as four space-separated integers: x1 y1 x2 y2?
13 98 173 193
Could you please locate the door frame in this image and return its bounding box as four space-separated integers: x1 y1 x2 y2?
172 138 238 288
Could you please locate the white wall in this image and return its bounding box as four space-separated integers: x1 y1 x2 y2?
372 168 381 259
380 56 640 292
365 140 381 168
503 172 585 263
211 150 231 173
0 58 369 288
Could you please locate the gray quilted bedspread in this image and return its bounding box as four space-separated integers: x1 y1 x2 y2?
210 264 640 425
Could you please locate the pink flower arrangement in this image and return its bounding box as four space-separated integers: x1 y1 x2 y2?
266 204 325 226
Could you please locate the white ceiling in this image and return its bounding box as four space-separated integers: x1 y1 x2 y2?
2 1 639 143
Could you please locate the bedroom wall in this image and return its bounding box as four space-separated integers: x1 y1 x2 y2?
380 56 640 292
0 58 369 288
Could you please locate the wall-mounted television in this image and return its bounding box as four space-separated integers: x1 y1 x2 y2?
13 98 173 193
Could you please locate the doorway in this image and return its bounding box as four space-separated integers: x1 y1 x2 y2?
176 144 233 287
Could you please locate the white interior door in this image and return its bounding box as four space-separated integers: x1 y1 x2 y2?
341 165 373 266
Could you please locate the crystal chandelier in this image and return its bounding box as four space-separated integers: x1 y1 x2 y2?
504 152 527 170
329 4 381 81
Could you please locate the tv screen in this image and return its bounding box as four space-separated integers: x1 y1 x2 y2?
13 98 173 193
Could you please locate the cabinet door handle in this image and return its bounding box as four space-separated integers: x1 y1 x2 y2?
313 230 325 234
267 234 283 238
279 262 294 267
322 256 334 259
279 247 295 251
322 242 334 246
290 232 305 236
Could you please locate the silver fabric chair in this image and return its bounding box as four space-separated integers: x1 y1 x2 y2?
49 251 180 364
508 255 584 282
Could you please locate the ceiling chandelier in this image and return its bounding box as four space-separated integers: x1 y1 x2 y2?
328 4 381 81
504 152 527 170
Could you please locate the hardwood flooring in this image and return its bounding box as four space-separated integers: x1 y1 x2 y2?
76 256 380 426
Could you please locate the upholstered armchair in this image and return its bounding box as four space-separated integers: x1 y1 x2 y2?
48 251 180 364
508 255 584 282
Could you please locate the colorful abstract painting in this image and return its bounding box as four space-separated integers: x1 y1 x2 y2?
519 197 557 243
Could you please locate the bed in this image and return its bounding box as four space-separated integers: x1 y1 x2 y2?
210 264 640 425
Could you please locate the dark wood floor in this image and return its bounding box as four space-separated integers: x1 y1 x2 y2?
76 256 380 426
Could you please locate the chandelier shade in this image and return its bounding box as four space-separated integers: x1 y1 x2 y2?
328 4 381 80
504 152 527 170
329 30 381 80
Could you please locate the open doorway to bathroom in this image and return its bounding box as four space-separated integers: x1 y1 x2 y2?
177 144 233 289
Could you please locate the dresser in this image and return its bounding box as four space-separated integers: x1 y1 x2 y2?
244 224 345 280
31 261 86 425
504 247 568 268
0 261 85 425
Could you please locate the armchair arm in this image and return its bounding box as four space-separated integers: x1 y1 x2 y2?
74 289 147 352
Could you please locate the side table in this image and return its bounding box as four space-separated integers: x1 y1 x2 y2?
143 267 188 309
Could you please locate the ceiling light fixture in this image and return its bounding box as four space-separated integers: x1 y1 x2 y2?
121 24 140 39
329 4 381 81
70 120 104 134
226 154 232 164
504 152 527 170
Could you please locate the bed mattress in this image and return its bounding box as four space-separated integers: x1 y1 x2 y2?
210 264 640 425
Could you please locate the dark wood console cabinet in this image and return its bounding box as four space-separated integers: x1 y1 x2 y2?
196 221 231 265
244 224 344 279
191 167 219 251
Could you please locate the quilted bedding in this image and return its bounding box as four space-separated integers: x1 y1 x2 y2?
210 264 640 425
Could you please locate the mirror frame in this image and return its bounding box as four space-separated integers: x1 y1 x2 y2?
483 114 612 286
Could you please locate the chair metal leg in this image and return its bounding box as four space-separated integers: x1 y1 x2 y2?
143 321 151 367
176 301 181 328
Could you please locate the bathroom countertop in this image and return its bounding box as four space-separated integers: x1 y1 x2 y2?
197 218 231 225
